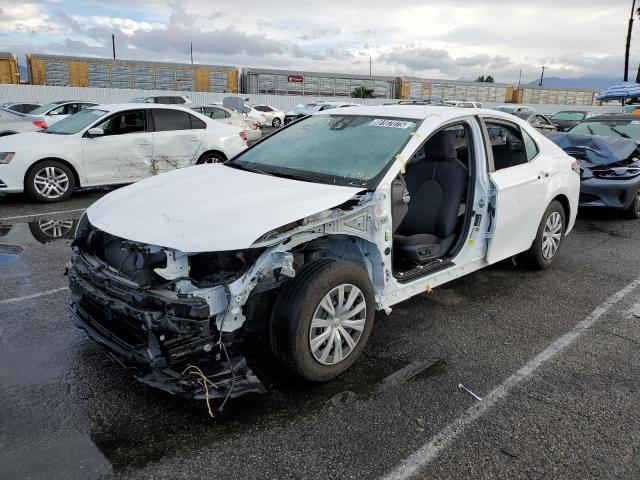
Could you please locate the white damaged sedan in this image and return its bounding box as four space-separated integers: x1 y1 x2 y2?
68 105 580 400
0 104 247 202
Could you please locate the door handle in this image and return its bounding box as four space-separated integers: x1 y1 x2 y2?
189 135 199 141
539 170 551 178
138 140 151 145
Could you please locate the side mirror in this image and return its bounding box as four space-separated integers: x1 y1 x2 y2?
86 127 104 138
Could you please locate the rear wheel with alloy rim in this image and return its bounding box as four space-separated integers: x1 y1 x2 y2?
25 160 75 202
197 151 226 164
270 259 375 381
627 190 640 219
272 117 282 128
522 200 566 269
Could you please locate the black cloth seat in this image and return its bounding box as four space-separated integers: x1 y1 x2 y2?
394 130 468 264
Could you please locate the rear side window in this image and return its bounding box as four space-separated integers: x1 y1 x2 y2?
522 130 539 161
152 109 191 131
203 107 226 119
190 115 206 129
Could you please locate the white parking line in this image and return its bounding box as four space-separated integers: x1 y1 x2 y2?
0 208 85 222
381 275 640 480
0 287 68 305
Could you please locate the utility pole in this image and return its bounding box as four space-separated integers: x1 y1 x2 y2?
538 65 546 86
624 0 637 81
517 68 522 88
190 42 193 65
369 56 372 76
112 34 116 60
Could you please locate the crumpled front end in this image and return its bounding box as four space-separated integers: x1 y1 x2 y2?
67 217 266 400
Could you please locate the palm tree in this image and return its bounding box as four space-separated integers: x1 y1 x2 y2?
625 0 637 81
352 86 374 98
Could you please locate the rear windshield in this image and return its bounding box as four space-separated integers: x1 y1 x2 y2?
231 114 419 188
551 112 586 121
43 109 108 135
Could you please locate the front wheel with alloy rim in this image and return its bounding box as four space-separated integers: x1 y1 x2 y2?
272 117 282 128
270 259 375 381
522 200 566 270
627 190 640 219
25 160 75 202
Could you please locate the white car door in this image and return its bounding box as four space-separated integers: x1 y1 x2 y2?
81 109 154 185
150 108 206 172
484 119 554 263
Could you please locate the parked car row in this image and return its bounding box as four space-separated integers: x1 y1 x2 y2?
2 100 633 403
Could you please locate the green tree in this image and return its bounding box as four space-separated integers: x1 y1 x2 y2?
475 75 485 82
485 75 495 83
352 86 374 98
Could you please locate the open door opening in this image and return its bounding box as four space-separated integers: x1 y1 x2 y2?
391 122 476 281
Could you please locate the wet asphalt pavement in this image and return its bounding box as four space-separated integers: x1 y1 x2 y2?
1 189 640 480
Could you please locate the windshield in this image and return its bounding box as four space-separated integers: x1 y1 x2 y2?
568 120 640 141
29 103 60 115
551 111 586 121
130 97 145 103
231 114 419 188
43 109 108 135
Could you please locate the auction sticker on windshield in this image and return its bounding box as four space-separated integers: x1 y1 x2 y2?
369 119 414 129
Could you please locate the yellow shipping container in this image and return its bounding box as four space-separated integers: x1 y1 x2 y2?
0 52 20 84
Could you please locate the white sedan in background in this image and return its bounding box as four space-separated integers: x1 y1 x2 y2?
189 104 262 142
0 104 247 202
0 100 100 134
245 104 285 128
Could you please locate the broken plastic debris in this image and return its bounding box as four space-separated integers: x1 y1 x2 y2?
500 446 519 458
383 306 393 315
458 383 482 401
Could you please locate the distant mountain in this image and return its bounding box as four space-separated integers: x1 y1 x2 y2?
526 76 620 90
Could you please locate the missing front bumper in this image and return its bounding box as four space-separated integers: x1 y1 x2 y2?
68 255 266 400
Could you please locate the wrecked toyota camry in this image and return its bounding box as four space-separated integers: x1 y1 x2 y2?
68 105 580 401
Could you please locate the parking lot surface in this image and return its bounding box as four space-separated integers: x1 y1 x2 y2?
1 190 640 480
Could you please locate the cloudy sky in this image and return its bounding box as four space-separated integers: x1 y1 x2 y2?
0 0 636 84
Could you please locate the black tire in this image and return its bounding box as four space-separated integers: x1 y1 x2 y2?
272 117 282 128
25 160 75 203
270 259 375 382
522 200 566 270
197 151 226 164
626 190 640 219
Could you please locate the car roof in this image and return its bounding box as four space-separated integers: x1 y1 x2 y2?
315 104 520 121
552 110 588 113
87 103 195 113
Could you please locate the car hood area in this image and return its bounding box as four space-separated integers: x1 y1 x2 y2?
0 130 71 148
546 132 640 166
86 164 365 252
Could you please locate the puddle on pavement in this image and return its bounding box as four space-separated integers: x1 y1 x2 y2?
0 219 79 261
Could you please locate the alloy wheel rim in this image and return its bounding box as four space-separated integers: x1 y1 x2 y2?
309 284 366 365
38 219 74 238
542 211 562 260
635 193 640 215
34 167 69 199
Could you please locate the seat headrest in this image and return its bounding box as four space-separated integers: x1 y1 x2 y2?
424 130 457 161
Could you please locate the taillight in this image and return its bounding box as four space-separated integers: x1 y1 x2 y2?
33 120 47 129
239 131 247 141
571 160 580 174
